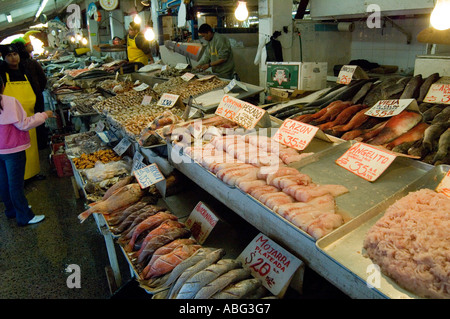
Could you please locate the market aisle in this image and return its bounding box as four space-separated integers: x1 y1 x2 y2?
0 148 126 299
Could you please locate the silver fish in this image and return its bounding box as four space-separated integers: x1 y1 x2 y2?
175 259 241 299
169 248 226 299
194 268 251 299
399 74 423 99
211 278 262 299
417 73 440 103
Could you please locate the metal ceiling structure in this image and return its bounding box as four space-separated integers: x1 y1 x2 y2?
0 0 83 40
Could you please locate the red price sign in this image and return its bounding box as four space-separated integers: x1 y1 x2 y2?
436 170 450 198
215 95 242 121
336 142 396 182
424 83 450 104
272 119 318 151
337 65 357 85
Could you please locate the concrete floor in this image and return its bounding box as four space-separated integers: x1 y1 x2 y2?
0 148 348 300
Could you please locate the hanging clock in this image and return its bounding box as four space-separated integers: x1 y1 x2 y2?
99 0 119 11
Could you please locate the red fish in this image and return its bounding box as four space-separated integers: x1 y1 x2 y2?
385 122 429 150
318 104 365 131
332 107 371 132
367 111 422 145
312 101 352 124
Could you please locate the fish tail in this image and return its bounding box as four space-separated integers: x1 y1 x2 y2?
78 210 92 223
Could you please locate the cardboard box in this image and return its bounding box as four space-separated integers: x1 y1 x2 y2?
267 62 327 91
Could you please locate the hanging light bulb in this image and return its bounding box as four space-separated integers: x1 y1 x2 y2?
81 38 88 46
430 0 450 30
144 28 155 41
235 1 248 21
134 14 141 24
70 36 76 43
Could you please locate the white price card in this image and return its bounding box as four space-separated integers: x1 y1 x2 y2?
161 65 167 72
132 151 146 173
185 201 219 244
365 99 415 118
272 119 318 151
175 63 189 70
141 95 153 106
96 131 109 143
423 83 450 104
95 120 105 132
215 95 243 121
133 163 165 189
237 233 303 296
113 138 132 156
133 83 150 91
223 79 248 93
233 101 267 130
157 93 181 108
335 142 396 182
436 169 450 198
181 72 196 81
336 65 357 85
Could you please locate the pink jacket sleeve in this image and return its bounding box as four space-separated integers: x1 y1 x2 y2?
0 95 48 131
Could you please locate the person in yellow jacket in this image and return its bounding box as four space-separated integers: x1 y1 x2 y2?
0 44 43 181
126 22 154 66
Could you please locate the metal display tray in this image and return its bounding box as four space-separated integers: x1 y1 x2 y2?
289 140 434 221
316 164 449 299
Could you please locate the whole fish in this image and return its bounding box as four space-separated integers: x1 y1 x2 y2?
303 84 347 108
366 111 422 145
422 104 445 123
332 107 371 132
115 207 166 237
142 238 198 278
78 183 145 223
135 227 191 266
194 268 251 299
143 244 202 279
392 140 417 154
311 101 352 124
318 104 365 131
385 122 429 150
407 139 429 159
381 82 406 100
102 175 134 200
211 278 262 299
169 248 226 299
431 107 450 124
351 82 373 105
418 102 435 113
125 212 179 252
358 121 388 142
175 259 241 299
422 121 450 152
432 128 450 163
298 100 343 123
363 77 402 107
399 75 423 99
417 73 440 103
107 201 149 226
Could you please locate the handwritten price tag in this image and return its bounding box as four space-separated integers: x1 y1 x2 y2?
365 99 414 118
423 83 450 104
95 120 105 132
215 95 243 121
157 93 180 108
335 142 396 182
185 201 219 244
233 102 266 130
133 83 150 92
337 65 357 85
113 138 131 156
133 163 165 189
436 170 450 198
237 233 303 296
272 119 318 151
181 72 196 81
141 95 152 106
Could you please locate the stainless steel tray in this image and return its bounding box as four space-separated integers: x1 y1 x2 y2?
290 140 434 221
316 164 449 299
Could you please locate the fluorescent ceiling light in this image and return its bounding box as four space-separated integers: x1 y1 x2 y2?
35 0 49 19
6 13 12 23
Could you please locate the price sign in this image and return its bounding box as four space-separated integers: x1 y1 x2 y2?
272 119 318 151
185 201 219 244
175 63 189 70
365 99 414 118
233 102 267 130
133 83 150 92
215 95 243 121
113 138 131 156
95 120 105 132
133 163 165 189
336 65 357 85
161 65 167 72
181 72 196 81
336 142 396 182
237 233 303 296
157 93 181 108
423 83 450 104
436 170 450 198
141 95 153 106
223 79 248 93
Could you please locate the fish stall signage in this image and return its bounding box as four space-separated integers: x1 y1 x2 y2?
185 201 219 244
223 79 248 93
336 142 397 182
181 72 196 81
272 119 318 151
141 95 152 106
436 170 450 198
233 101 270 130
423 83 450 104
132 151 146 173
215 95 243 121
337 65 369 85
113 137 132 156
365 99 417 118
237 233 303 296
133 163 165 189
157 93 182 108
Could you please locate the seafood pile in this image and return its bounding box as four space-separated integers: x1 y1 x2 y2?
72 149 122 169
363 188 450 299
65 131 108 158
183 134 348 240
277 73 449 165
96 79 136 94
154 76 229 100
69 93 106 115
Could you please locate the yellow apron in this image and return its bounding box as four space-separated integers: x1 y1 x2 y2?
127 33 149 65
3 72 39 180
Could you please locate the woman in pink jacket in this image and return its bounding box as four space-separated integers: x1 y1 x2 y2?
0 76 54 226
